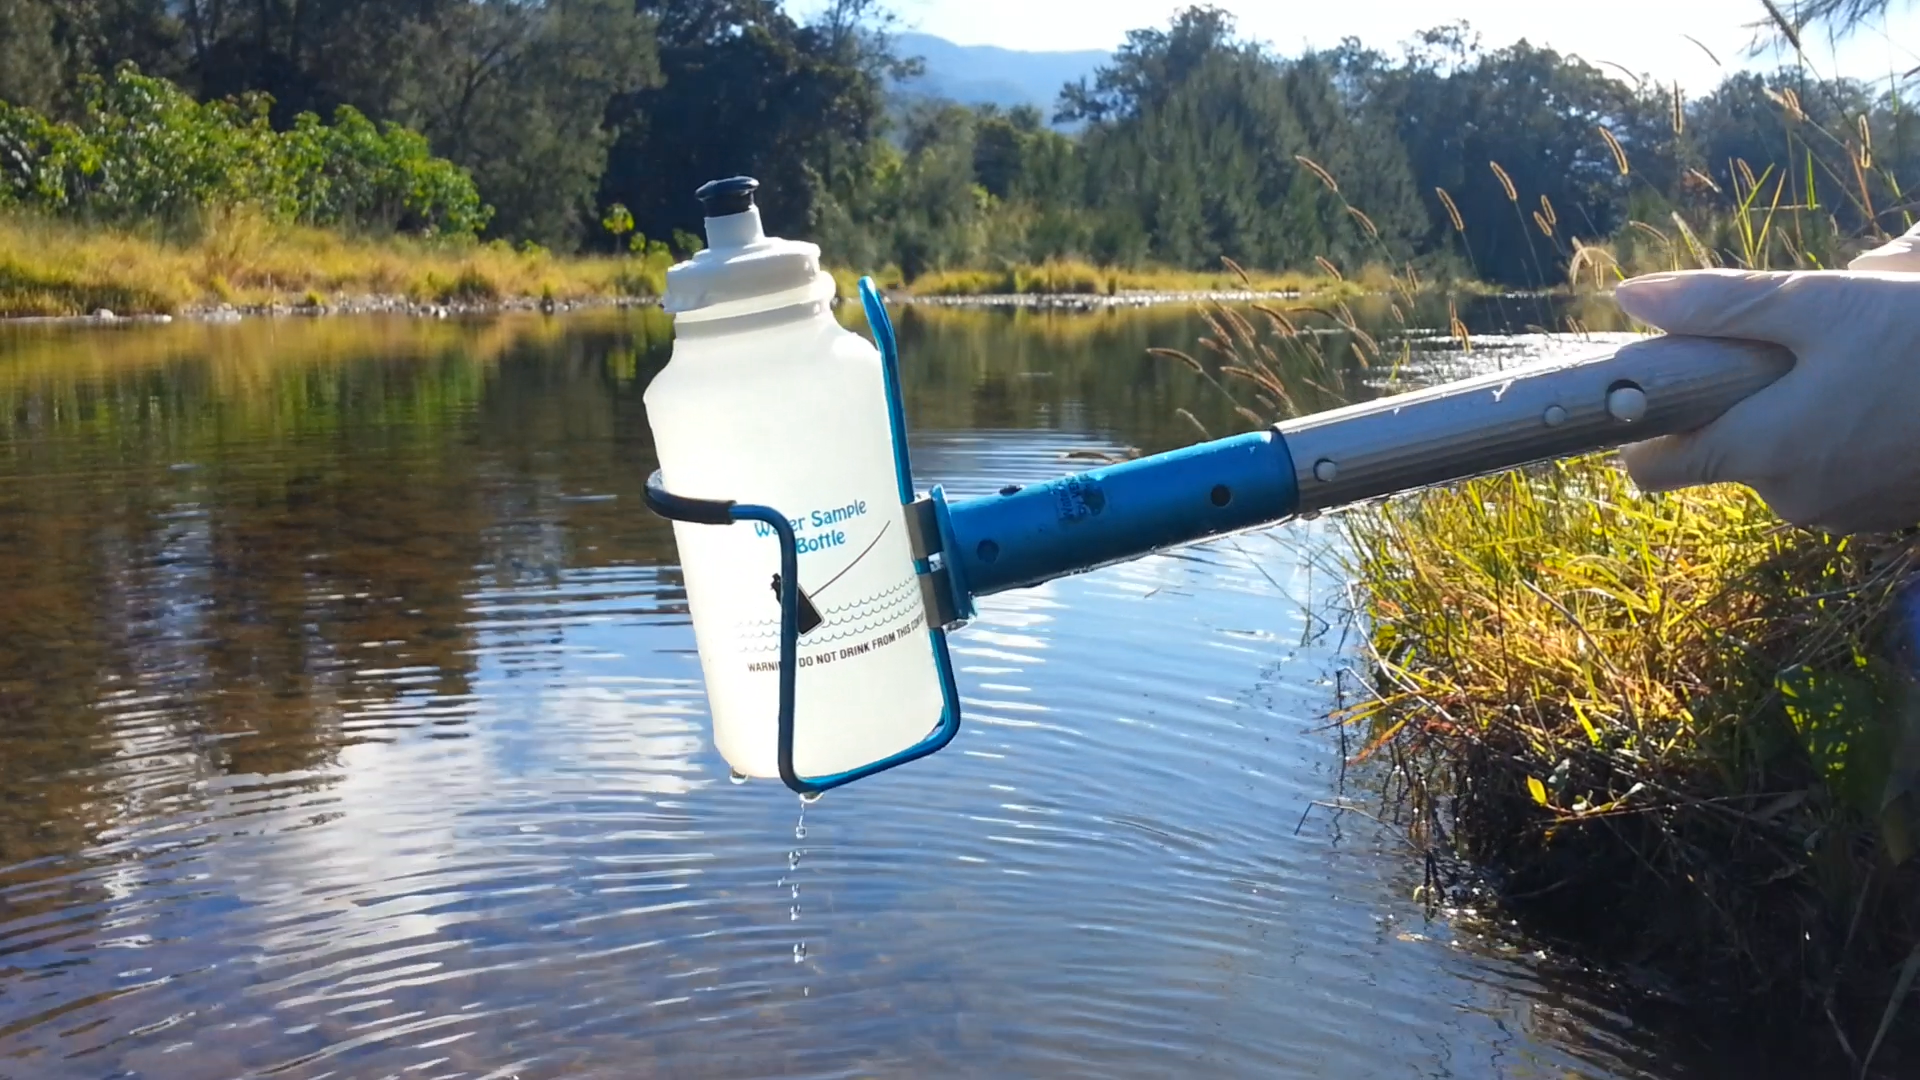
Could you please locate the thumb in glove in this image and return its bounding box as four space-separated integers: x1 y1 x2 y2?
1612 263 1920 535
1848 220 1920 273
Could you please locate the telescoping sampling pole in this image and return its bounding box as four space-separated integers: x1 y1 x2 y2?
640 178 1795 796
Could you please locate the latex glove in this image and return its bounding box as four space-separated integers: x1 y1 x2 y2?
1613 224 1920 535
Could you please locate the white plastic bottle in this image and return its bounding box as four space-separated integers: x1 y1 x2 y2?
643 177 946 782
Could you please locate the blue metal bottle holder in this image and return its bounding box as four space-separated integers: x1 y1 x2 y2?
642 278 965 795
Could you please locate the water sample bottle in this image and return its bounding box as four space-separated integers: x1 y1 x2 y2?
643 177 945 782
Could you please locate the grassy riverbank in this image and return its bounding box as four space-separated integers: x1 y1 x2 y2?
0 213 668 318
1340 458 1920 1061
876 259 1378 299
0 213 1384 320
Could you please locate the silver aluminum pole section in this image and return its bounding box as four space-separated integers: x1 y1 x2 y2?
1276 335 1796 516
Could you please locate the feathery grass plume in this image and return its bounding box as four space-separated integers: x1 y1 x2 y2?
1221 255 1254 289
1567 238 1621 288
1736 158 1759 195
1146 347 1205 375
1252 302 1298 338
1490 161 1519 203
1685 167 1724 195
1670 210 1716 267
1447 299 1471 353
1858 114 1874 169
1598 126 1630 175
1626 220 1677 265
1314 256 1344 281
1671 82 1685 135
1333 303 1381 367
1221 305 1261 354
1436 187 1466 232
1296 155 1340 193
1533 210 1554 237
1175 408 1211 440
1221 364 1289 405
1766 86 1807 124
1539 194 1558 228
1852 149 1878 229
1346 206 1380 239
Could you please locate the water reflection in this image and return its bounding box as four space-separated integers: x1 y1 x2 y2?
0 298 1760 1079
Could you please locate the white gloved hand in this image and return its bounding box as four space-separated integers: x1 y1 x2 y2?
1613 222 1920 535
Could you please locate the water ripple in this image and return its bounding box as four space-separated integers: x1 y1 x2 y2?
0 313 1770 1080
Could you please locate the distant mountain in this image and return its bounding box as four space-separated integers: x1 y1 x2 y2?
888 32 1111 124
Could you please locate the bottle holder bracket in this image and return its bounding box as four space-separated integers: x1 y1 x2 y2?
640 277 966 795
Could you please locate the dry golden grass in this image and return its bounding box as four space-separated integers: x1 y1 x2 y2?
0 211 669 318
903 257 1361 298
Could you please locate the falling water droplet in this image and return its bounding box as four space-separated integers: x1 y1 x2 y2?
729 769 749 785
800 791 823 805
793 942 807 962
790 905 800 921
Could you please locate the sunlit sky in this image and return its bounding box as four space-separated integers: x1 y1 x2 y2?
795 0 1920 94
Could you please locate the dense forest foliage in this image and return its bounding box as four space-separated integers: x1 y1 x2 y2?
0 1 1913 286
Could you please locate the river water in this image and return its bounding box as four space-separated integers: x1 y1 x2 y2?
0 298 1754 1078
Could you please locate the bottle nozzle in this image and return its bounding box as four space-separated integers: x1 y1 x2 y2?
696 176 759 217
695 176 763 250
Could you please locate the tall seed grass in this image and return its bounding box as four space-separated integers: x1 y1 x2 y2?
1164 103 1920 1071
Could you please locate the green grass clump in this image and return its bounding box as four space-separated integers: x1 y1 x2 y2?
1337 457 1920 1023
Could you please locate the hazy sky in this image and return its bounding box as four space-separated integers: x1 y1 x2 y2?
805 0 1919 94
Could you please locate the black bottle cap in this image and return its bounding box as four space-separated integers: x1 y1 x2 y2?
695 176 759 218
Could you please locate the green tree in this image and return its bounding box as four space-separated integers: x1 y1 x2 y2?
0 0 62 111
391 0 656 248
599 0 907 248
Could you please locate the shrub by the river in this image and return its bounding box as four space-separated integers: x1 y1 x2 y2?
0 65 489 238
